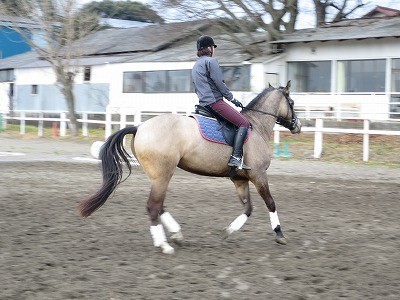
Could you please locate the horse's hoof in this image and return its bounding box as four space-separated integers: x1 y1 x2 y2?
275 237 287 245
170 231 184 245
160 242 175 254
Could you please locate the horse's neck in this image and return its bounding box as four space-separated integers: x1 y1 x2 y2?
245 97 279 140
245 111 276 141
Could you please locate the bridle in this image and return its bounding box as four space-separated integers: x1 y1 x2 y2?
241 87 298 131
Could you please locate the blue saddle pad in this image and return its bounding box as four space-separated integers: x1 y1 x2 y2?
191 115 228 144
191 114 250 145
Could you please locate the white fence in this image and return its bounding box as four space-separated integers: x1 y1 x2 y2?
1 108 400 162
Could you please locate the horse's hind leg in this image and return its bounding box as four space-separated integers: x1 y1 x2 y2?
160 209 184 245
253 177 287 245
222 179 253 239
147 177 183 254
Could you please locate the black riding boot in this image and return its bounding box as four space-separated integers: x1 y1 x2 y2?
228 126 251 170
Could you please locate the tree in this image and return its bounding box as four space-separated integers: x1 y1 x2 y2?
313 0 366 25
0 0 100 136
155 0 298 44
82 0 164 24
153 0 367 56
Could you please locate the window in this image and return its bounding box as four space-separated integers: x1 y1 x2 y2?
123 72 144 93
287 61 331 92
167 70 192 92
145 71 166 93
31 85 38 95
391 58 400 119
123 66 250 93
391 58 400 93
84 66 91 82
337 59 385 92
0 69 14 82
124 70 188 93
221 65 251 91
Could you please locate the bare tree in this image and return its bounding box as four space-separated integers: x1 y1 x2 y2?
153 0 368 55
0 0 99 136
313 0 366 26
153 0 299 56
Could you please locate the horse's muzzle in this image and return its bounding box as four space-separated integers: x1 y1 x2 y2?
290 118 302 134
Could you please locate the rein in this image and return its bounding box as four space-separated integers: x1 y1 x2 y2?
241 106 278 118
241 89 298 131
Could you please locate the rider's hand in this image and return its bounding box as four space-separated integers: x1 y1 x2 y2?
231 98 243 108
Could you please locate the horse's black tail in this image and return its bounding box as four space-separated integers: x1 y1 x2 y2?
78 126 138 217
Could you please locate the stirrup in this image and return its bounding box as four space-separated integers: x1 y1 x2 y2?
228 155 251 170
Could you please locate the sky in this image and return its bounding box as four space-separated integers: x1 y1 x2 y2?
76 0 400 29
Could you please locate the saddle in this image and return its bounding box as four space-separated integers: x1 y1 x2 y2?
190 105 249 146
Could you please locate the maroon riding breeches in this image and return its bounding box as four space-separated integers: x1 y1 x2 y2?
207 100 250 128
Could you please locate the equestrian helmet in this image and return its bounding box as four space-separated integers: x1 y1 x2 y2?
196 35 217 51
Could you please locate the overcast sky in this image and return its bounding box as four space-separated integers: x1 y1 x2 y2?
76 0 400 29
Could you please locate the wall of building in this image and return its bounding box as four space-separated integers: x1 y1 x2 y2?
12 66 109 112
262 37 400 120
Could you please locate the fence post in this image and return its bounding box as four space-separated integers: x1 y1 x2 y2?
0 113 3 131
274 129 280 144
314 118 323 158
120 111 126 129
60 112 67 137
105 109 112 139
134 111 141 125
363 119 370 162
82 113 88 136
20 111 25 135
38 112 44 136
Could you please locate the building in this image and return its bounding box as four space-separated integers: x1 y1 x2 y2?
0 15 49 59
269 14 400 119
0 7 399 120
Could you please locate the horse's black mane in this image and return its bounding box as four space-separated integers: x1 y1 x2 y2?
245 86 276 109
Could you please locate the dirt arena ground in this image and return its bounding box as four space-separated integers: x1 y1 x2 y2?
1 136 399 300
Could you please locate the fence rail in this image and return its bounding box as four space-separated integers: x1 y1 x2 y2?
2 109 400 162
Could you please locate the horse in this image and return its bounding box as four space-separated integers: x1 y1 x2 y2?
78 81 302 254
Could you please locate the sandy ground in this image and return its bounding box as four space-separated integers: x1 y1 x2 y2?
0 135 399 299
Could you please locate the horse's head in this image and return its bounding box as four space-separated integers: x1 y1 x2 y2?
275 81 301 134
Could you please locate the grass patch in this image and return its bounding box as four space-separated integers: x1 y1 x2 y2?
278 132 400 167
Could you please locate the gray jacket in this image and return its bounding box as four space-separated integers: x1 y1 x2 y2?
192 56 233 106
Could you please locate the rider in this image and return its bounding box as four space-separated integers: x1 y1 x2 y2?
192 35 251 170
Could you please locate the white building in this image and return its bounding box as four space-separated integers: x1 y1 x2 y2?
1 10 400 120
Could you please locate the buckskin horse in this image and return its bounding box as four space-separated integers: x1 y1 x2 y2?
78 81 301 254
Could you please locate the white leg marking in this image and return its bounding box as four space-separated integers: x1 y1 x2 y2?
150 224 175 254
160 242 175 255
150 224 167 247
226 214 248 235
160 212 181 233
269 211 280 230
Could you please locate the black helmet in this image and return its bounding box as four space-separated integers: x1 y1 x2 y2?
196 35 217 51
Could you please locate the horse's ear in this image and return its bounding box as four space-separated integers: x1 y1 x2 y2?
285 80 291 91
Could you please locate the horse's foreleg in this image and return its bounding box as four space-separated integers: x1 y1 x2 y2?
254 179 287 245
222 179 252 239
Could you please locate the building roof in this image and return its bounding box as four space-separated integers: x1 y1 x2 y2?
271 15 400 44
362 6 400 18
0 50 147 69
2 11 399 70
99 18 153 28
75 19 215 56
0 14 60 30
0 31 265 70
